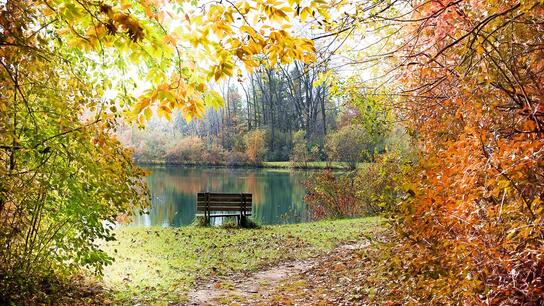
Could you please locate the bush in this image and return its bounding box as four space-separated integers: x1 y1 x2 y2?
202 142 225 165
304 152 408 219
325 124 371 169
290 130 310 167
244 129 267 164
164 136 205 163
354 152 407 214
225 150 248 166
309 144 322 161
304 171 361 219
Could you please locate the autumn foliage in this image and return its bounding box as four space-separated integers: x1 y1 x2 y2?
3 0 544 302
0 0 330 302
304 171 361 219
304 151 407 220
383 0 544 303
244 129 267 163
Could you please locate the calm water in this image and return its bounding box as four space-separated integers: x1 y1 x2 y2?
132 166 313 227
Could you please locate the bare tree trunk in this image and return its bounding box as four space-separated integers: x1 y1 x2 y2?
241 82 252 130
321 87 327 136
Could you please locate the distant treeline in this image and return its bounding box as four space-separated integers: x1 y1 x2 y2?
117 63 405 168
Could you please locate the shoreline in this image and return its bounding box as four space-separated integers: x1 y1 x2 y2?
135 160 360 170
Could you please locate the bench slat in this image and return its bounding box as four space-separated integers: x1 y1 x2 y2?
196 203 253 209
197 192 251 197
197 206 252 211
197 193 252 197
197 195 252 200
197 196 252 202
197 195 252 199
196 200 253 205
196 213 252 218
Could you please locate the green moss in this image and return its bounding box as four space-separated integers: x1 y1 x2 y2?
100 217 382 304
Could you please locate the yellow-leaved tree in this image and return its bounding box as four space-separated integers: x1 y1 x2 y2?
0 0 329 302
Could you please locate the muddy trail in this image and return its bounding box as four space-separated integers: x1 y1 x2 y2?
186 241 373 305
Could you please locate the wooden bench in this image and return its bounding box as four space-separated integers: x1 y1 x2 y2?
196 192 252 225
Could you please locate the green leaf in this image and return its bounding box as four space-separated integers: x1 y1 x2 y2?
203 90 223 109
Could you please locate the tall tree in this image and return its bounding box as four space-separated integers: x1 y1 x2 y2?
0 0 331 299
333 0 544 303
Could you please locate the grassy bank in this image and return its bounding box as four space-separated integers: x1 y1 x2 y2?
137 160 362 170
261 161 365 169
100 217 382 304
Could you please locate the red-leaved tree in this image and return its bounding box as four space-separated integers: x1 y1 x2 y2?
380 0 544 303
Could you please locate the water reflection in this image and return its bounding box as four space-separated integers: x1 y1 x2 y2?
132 166 311 227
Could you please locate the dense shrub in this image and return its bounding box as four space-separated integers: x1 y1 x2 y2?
131 135 170 161
244 129 266 163
225 151 248 166
164 136 205 163
373 1 544 304
290 130 310 167
201 142 225 165
355 152 407 214
309 144 322 161
305 152 408 219
325 124 371 169
304 171 361 219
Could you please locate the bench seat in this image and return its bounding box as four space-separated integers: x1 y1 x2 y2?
196 192 252 225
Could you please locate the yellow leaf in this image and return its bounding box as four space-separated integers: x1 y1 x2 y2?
203 90 224 109
120 0 132 10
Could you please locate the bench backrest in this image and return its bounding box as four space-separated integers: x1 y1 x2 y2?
196 192 252 212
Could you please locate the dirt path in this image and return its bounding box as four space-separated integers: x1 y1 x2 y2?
186 241 371 305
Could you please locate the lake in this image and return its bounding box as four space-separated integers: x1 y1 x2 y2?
132 166 314 227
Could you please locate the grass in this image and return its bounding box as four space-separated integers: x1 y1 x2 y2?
137 160 367 170
100 217 382 304
261 161 365 169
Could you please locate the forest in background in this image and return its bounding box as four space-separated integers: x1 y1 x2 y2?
118 63 394 166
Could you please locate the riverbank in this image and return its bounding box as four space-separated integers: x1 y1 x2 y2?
100 217 382 304
262 161 361 169
136 160 363 170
